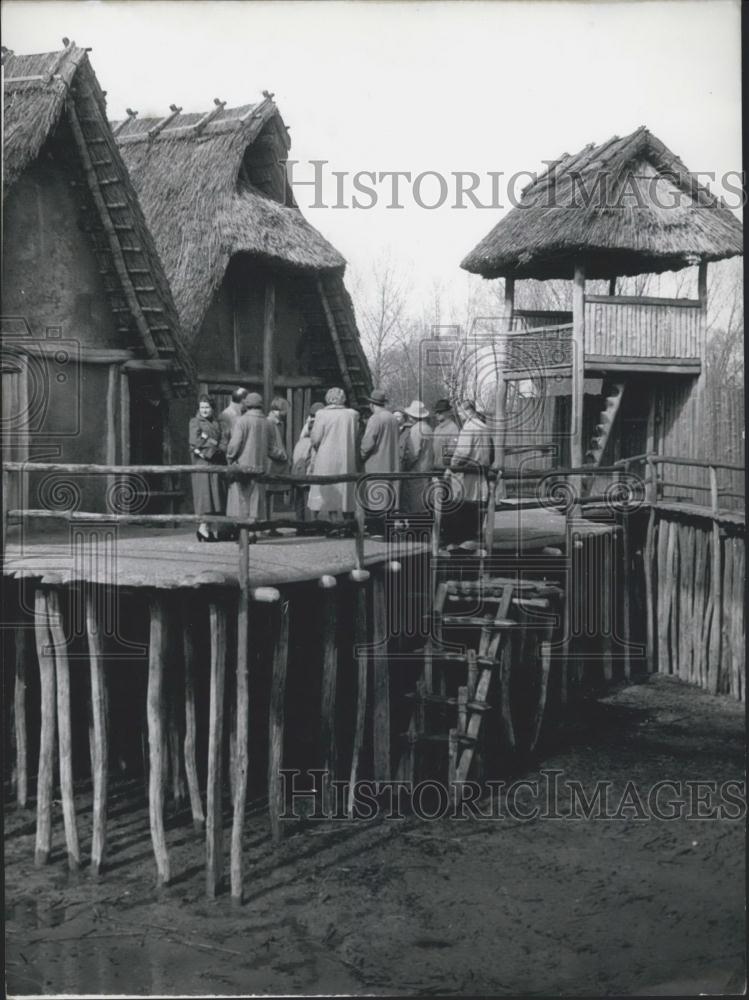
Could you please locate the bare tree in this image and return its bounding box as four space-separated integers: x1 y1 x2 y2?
353 252 412 388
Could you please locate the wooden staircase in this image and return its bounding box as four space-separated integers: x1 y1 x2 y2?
584 380 626 494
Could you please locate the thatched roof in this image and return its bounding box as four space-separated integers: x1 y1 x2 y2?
461 126 743 280
2 42 195 390
113 100 347 344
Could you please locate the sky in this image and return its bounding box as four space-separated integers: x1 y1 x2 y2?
2 0 743 315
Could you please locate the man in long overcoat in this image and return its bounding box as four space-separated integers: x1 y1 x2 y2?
447 400 491 542
360 388 399 531
400 400 434 514
226 393 286 522
219 387 248 449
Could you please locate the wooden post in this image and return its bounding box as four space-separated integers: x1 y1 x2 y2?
86 590 108 876
182 604 204 833
47 588 80 871
621 499 631 682
14 627 28 808
34 590 56 867
608 276 617 297
268 600 290 844
372 571 391 782
571 262 586 474
147 594 170 887
707 465 721 694
230 528 250 902
644 457 657 672
206 601 227 898
263 276 276 410
493 277 514 498
319 578 338 815
348 580 369 818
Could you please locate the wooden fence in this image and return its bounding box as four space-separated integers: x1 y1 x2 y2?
643 457 745 701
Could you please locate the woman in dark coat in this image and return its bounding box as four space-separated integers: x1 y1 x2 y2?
189 395 226 541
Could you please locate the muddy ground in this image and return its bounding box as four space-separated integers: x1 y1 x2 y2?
5 675 746 996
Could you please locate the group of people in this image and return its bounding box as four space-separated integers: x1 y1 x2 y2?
189 385 493 543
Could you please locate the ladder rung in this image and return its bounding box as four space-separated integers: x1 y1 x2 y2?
442 616 516 629
401 732 477 746
404 692 491 712
413 649 495 668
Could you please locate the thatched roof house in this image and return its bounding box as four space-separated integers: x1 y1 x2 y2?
113 97 371 406
2 41 195 389
461 126 743 280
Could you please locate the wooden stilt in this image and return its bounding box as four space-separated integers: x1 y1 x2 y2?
644 509 656 672
601 534 613 683
14 627 28 808
47 589 80 871
86 590 108 876
34 590 56 867
182 606 204 833
147 594 170 887
348 582 369 818
230 527 250 903
268 600 290 844
206 601 227 898
372 571 390 782
621 510 631 681
319 579 338 815
708 467 722 694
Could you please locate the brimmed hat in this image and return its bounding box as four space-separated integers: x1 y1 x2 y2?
309 402 324 415
245 392 263 409
405 400 429 420
365 388 388 406
433 398 452 414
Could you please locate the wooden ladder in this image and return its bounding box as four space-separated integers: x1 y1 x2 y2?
398 575 563 792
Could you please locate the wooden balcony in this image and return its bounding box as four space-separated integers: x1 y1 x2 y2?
506 295 703 377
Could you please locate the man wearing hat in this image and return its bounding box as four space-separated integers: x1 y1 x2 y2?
400 400 434 514
226 393 287 526
432 398 460 471
446 399 492 543
360 388 399 532
219 386 249 449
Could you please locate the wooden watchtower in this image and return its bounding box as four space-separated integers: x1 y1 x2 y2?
461 126 743 495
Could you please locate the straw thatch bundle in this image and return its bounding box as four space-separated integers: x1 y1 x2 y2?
3 44 195 388
114 102 346 345
461 126 743 280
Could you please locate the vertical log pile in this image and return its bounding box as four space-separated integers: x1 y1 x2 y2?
645 511 744 701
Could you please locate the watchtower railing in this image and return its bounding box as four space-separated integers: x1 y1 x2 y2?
584 294 702 362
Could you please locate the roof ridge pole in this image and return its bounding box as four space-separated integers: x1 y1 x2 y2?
571 261 586 501
317 276 356 403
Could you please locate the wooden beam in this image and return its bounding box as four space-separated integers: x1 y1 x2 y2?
14 627 29 809
372 572 391 782
34 592 56 866
319 579 338 815
348 581 369 818
206 602 227 897
199 371 324 389
317 277 356 403
182 603 204 833
231 529 250 902
571 262 586 474
67 103 159 359
86 588 108 875
268 600 291 844
48 588 80 871
584 294 701 309
493 277 514 496
263 277 276 410
147 595 170 886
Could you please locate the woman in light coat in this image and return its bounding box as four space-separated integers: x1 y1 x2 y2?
307 387 359 519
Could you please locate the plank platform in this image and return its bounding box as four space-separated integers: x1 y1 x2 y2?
2 526 428 590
